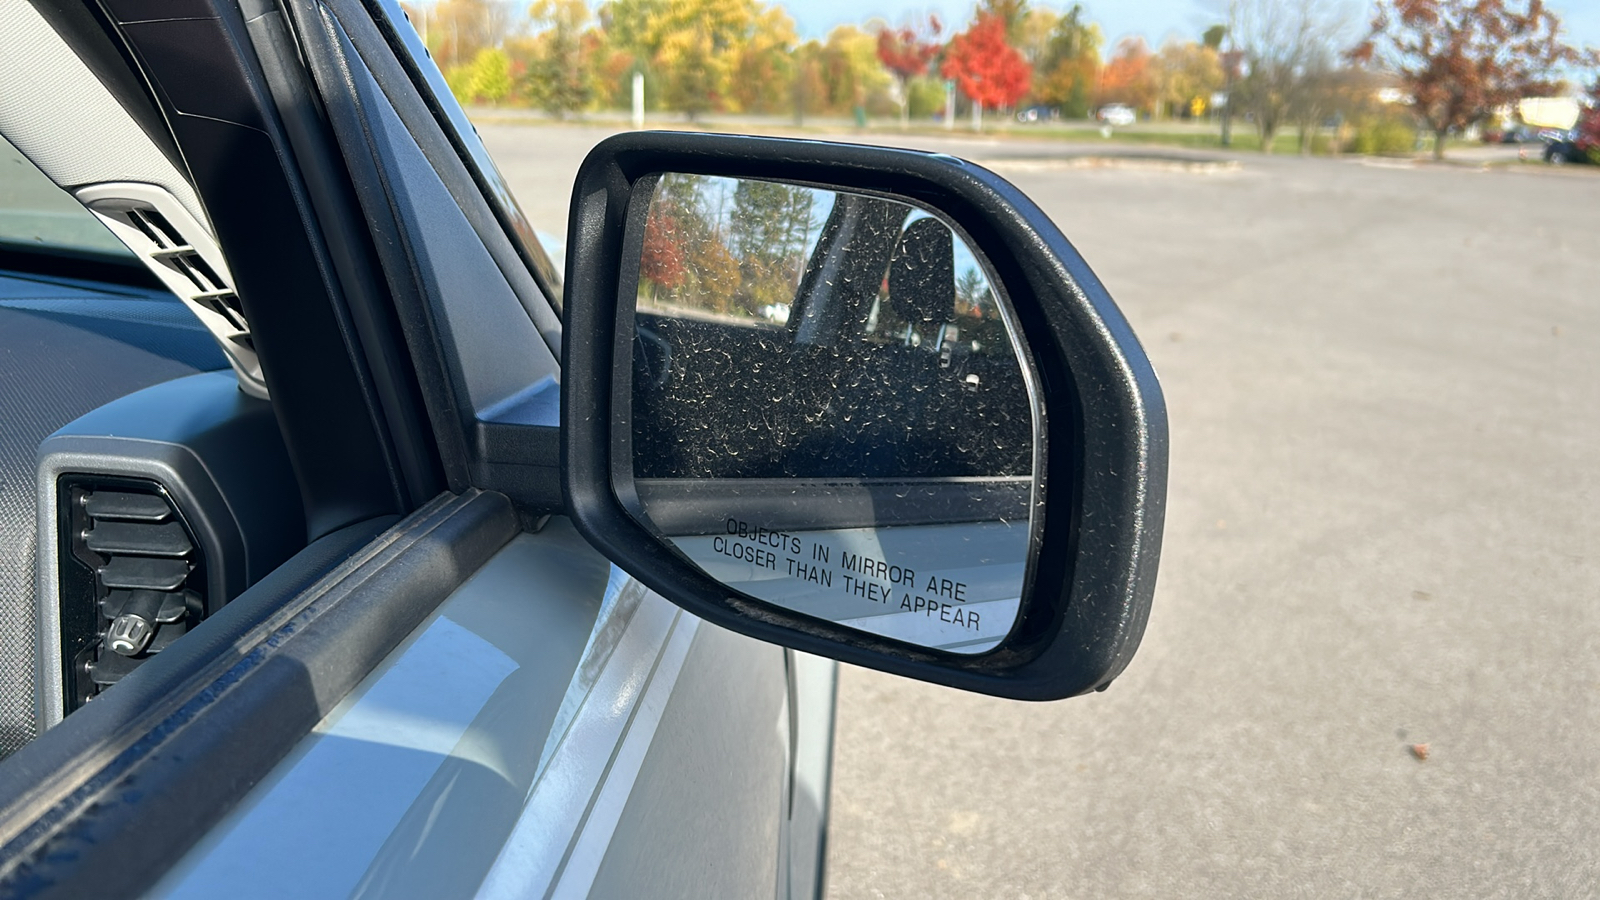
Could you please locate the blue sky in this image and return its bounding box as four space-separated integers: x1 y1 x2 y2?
786 0 1600 55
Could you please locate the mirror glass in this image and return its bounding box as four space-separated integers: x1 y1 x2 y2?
622 174 1040 655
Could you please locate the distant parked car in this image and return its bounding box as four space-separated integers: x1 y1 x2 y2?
1097 104 1137 127
1544 135 1586 164
1501 125 1540 144
1016 105 1057 123
1543 104 1599 165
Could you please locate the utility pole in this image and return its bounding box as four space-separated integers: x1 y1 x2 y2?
1220 6 1240 149
1221 48 1240 148
632 72 645 130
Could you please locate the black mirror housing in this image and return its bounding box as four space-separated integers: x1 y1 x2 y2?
561 131 1166 700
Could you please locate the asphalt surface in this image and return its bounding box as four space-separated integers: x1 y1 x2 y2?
478 123 1600 899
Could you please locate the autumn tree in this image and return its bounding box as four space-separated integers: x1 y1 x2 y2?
875 15 943 127
790 41 827 122
599 0 797 118
640 208 687 295
601 0 761 60
661 28 719 120
819 25 892 116
1150 40 1223 118
1351 0 1580 159
647 174 741 313
1033 4 1101 118
1096 37 1155 113
429 0 515 70
1227 0 1352 153
1287 51 1363 153
1014 7 1060 67
728 8 797 114
941 14 1031 129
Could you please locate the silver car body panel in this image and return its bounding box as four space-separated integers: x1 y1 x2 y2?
152 518 816 898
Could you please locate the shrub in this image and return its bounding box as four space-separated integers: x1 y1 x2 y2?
907 78 946 119
1349 118 1415 155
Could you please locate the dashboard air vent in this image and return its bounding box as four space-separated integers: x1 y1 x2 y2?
74 182 268 399
58 478 206 711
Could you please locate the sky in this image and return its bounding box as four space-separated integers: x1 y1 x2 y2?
786 0 1600 56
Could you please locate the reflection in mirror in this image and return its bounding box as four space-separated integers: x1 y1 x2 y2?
622 174 1040 655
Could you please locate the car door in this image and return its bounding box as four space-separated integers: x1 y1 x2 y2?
0 0 828 896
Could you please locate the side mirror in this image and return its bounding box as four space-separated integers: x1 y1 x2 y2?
562 133 1166 700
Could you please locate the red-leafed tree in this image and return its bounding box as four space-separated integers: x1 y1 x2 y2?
640 209 686 294
941 14 1031 129
1573 74 1600 163
876 16 943 127
1351 0 1580 159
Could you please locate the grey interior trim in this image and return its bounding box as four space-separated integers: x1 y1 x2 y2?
0 489 518 898
0 1 206 228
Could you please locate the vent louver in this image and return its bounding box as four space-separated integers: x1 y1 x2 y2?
59 480 206 710
74 183 268 399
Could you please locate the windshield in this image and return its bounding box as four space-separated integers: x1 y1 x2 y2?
0 136 134 260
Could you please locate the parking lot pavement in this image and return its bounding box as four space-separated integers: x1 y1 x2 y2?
479 123 1600 899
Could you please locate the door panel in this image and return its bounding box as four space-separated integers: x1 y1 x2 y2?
151 518 792 899
582 625 789 900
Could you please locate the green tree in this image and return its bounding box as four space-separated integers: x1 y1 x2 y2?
1033 4 1101 117
523 0 595 117
729 180 815 314
907 77 946 118
466 47 513 104
978 0 1030 42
